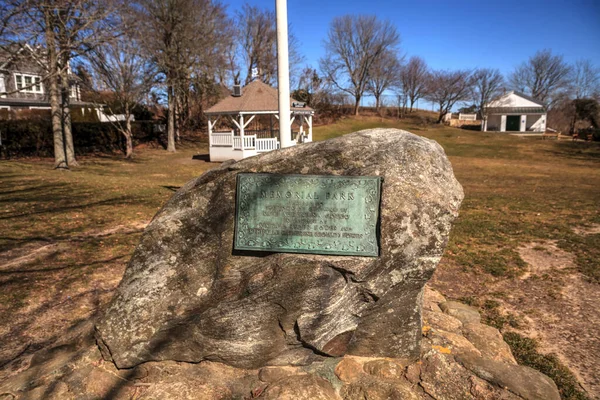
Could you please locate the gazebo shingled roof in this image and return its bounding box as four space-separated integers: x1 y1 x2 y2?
205 80 313 114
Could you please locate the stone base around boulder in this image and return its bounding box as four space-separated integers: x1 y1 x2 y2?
0 286 562 400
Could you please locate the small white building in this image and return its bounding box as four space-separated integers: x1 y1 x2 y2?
205 80 314 162
482 91 547 133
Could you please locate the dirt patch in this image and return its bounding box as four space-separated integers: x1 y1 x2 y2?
433 241 600 398
572 223 600 236
517 241 576 279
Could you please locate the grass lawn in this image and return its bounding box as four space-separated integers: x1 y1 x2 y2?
1 115 599 398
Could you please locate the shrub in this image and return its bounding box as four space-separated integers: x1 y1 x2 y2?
0 120 159 158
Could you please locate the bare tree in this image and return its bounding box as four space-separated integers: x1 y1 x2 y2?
130 0 232 152
471 68 504 118
509 49 571 105
319 15 400 116
425 69 473 123
366 49 403 112
571 59 600 100
235 3 303 86
400 56 428 112
2 0 117 168
87 38 157 158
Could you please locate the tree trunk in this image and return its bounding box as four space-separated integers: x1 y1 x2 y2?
125 132 133 158
125 105 133 158
125 124 133 158
569 108 577 135
375 95 380 112
44 9 67 169
167 83 176 152
409 98 414 113
354 95 360 116
175 92 180 142
437 107 445 124
60 68 77 166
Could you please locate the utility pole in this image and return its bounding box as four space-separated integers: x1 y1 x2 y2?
276 0 292 148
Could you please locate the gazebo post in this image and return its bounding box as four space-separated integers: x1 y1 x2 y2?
207 116 212 147
240 114 245 147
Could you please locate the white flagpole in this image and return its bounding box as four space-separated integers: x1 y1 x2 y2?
276 0 292 148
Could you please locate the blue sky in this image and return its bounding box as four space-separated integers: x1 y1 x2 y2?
226 0 600 106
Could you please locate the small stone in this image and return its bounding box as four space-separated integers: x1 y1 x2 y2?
258 374 340 399
423 309 463 332
430 329 481 357
424 286 446 305
259 366 304 383
457 352 561 400
462 323 516 364
341 375 420 400
405 363 422 384
334 357 364 384
420 350 475 400
439 301 481 324
362 359 405 380
139 382 232 400
265 348 322 366
83 367 134 399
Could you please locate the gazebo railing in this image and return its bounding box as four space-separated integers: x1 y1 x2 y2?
210 131 288 152
242 129 298 141
256 138 279 152
245 129 274 139
211 131 234 146
233 135 256 150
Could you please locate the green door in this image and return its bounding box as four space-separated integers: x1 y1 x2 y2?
506 115 520 131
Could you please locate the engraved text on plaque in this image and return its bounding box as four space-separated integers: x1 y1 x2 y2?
234 173 381 256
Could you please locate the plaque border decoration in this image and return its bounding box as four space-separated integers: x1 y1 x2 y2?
234 173 382 257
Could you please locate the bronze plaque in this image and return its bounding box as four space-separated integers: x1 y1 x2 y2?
234 173 381 256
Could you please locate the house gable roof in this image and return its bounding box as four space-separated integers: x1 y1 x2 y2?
486 91 545 109
205 80 313 114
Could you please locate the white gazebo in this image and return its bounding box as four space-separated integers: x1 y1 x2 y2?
205 80 314 162
482 91 547 133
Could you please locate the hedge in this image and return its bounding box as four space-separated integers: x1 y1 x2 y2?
0 120 161 158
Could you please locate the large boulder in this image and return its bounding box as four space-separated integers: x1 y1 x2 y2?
95 128 463 369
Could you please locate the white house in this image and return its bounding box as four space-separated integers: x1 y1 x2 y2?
205 80 314 162
482 91 547 133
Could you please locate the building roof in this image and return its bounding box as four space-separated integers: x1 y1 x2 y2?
485 91 546 110
0 98 99 107
511 91 544 106
205 80 313 114
484 107 546 115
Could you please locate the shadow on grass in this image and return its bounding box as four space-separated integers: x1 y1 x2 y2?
0 254 128 275
0 196 136 221
192 153 210 162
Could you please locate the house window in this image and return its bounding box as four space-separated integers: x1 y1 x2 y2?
15 73 43 94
